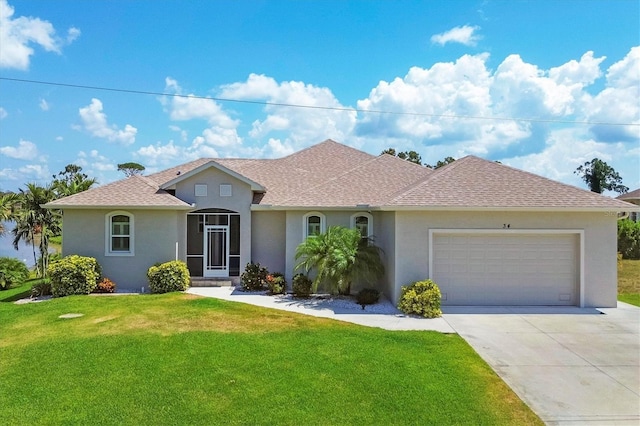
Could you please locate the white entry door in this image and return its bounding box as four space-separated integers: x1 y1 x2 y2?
204 225 229 277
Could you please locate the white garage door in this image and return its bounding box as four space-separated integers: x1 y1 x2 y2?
432 232 579 306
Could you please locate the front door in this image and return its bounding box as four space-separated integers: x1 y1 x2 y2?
204 225 229 277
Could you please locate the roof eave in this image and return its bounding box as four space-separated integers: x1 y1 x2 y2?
42 204 194 210
378 205 640 212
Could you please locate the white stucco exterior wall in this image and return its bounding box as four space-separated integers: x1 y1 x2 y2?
251 211 286 274
61 209 182 291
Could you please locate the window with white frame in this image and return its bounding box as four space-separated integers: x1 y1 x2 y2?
106 212 134 256
303 212 325 239
351 212 373 239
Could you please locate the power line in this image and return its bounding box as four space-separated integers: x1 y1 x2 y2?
1 76 638 127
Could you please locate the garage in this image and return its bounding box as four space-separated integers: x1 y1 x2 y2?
430 231 581 306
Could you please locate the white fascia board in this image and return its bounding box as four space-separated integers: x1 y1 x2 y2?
378 205 640 212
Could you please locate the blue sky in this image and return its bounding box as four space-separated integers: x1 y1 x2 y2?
0 0 638 194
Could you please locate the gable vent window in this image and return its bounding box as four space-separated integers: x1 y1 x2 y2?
105 211 134 256
220 184 232 197
195 184 208 197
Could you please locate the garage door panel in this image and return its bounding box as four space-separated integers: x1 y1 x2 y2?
433 233 579 306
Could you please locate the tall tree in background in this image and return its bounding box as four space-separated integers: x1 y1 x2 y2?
11 183 60 277
52 164 97 198
427 156 456 169
117 162 146 177
381 148 422 165
574 158 628 194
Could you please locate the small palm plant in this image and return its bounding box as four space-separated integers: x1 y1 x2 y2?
295 225 384 295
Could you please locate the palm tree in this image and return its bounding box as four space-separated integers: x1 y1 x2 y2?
0 193 19 236
295 226 384 295
11 183 60 277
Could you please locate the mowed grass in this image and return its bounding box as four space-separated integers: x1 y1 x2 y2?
618 259 640 306
0 293 541 425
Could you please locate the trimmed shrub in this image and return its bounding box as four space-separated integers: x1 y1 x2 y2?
292 273 312 298
0 257 30 290
147 260 190 294
267 272 286 295
94 277 116 293
31 279 52 297
356 288 380 309
48 255 102 297
398 279 442 318
241 262 268 291
618 219 640 259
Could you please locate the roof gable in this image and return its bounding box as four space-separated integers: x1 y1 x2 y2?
159 160 265 192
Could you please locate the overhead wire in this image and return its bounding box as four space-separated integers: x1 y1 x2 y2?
0 76 638 127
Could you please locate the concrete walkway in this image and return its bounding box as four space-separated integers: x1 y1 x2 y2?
187 286 454 332
187 287 640 425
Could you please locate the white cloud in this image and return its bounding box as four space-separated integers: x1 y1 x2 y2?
162 78 242 149
0 0 79 69
0 106 7 119
220 73 356 156
0 139 39 160
39 98 49 111
354 47 640 163
503 128 638 192
431 25 481 47
17 164 50 181
584 47 640 143
55 136 63 141
77 98 137 145
66 27 80 43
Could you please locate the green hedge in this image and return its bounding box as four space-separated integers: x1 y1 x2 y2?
47 255 101 297
398 279 442 318
147 260 190 294
618 219 640 259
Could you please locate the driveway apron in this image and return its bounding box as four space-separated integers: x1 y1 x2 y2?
443 303 640 425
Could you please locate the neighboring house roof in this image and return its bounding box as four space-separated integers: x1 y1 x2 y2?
44 139 639 212
388 156 636 210
43 175 192 209
617 188 640 204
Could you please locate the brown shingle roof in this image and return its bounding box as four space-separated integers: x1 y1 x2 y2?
44 140 637 211
388 156 637 210
43 175 192 209
617 188 640 201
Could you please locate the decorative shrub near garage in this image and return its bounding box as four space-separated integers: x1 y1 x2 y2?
292 273 312 298
398 279 442 318
0 257 30 290
47 255 102 297
147 260 190 294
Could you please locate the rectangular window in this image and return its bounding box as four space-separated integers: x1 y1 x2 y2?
106 213 134 256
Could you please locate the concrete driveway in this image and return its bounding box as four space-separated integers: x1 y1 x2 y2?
443 302 640 425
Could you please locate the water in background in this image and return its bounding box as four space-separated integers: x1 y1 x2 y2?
0 222 37 267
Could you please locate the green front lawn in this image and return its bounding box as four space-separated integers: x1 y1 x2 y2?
618 259 640 306
0 293 541 425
